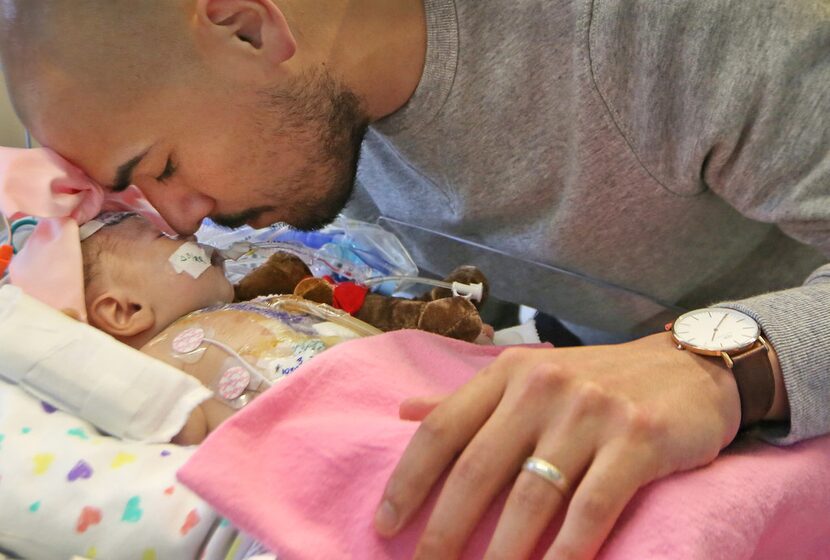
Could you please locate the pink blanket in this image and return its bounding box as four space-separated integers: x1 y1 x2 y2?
178 331 830 559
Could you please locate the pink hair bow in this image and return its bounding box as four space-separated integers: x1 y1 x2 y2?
0 147 174 322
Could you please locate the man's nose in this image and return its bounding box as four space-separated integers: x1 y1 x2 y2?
138 182 215 236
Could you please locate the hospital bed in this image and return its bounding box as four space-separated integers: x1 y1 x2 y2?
3 314 830 559
2 214 830 558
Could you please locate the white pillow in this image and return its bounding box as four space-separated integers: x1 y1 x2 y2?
0 380 218 560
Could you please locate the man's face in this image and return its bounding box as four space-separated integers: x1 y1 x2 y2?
24 69 368 235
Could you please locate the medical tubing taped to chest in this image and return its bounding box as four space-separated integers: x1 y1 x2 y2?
145 295 380 410
0 285 212 442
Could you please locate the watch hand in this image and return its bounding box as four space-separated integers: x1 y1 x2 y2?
711 313 728 340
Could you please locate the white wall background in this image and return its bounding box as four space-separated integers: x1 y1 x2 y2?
0 71 27 148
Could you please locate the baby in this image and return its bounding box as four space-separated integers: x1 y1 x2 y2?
80 213 376 444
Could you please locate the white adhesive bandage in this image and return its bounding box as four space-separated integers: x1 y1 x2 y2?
169 242 212 278
0 285 212 442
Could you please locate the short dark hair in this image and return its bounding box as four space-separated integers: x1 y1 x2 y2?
0 0 196 123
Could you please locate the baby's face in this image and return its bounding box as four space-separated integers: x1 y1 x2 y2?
101 218 234 318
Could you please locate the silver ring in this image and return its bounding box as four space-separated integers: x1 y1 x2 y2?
522 456 569 494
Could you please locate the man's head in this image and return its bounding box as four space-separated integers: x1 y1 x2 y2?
82 213 234 347
0 0 369 234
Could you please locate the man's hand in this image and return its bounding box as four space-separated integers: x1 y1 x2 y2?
374 332 743 559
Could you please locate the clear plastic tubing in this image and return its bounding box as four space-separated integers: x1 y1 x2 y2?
362 275 454 290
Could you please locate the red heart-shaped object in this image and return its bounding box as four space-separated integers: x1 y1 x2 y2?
76 506 102 533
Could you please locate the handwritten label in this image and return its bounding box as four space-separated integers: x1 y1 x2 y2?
169 242 212 279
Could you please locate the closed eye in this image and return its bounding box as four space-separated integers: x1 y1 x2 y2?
157 157 177 183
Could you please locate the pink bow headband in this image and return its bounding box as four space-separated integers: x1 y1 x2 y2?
0 147 174 322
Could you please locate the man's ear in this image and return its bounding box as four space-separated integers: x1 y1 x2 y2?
87 289 156 339
194 0 296 71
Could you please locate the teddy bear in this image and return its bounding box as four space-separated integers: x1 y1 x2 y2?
233 252 489 342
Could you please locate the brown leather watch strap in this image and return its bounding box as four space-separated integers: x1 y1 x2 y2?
727 338 775 429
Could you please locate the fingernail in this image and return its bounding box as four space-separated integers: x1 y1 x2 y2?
374 500 399 535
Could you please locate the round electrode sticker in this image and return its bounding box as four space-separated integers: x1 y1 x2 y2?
172 328 205 354
218 367 251 400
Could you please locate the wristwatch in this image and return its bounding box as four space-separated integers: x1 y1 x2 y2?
671 307 775 429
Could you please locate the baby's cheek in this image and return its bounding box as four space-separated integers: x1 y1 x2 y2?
166 274 212 313
190 267 233 306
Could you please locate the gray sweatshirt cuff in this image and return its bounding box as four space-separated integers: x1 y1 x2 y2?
719 280 830 445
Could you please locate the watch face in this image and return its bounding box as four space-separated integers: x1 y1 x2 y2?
672 308 759 354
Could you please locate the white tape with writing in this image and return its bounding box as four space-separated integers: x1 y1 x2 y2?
169 242 212 279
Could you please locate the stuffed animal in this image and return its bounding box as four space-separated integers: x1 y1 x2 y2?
234 252 488 342
233 252 312 302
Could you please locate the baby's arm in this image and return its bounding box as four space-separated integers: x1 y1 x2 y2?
168 398 242 445
141 341 226 445
171 403 207 445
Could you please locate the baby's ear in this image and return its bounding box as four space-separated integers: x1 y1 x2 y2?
88 288 156 338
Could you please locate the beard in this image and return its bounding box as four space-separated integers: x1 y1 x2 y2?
212 69 369 232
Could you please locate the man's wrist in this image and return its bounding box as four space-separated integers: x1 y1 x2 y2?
666 308 788 430
762 336 790 422
652 331 742 441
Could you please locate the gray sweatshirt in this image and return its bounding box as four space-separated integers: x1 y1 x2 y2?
349 0 830 444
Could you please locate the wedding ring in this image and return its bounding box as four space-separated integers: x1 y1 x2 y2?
522 456 569 495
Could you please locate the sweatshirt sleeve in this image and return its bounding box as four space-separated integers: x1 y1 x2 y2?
589 0 830 443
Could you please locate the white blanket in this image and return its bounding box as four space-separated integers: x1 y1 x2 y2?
0 379 218 559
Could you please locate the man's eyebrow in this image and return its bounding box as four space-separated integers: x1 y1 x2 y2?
110 149 150 191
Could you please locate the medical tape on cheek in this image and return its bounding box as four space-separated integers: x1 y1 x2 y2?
169 242 212 278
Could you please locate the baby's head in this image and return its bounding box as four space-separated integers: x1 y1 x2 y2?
81 213 234 347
